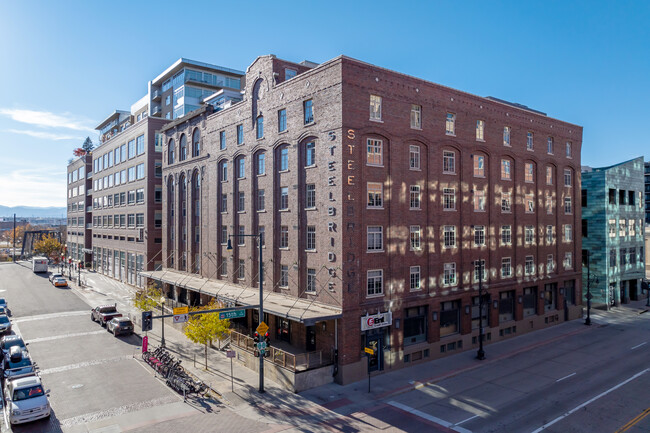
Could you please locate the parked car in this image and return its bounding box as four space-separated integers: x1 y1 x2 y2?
53 278 67 287
2 347 36 380
0 306 7 315
48 273 62 283
107 317 134 336
4 375 50 424
0 314 12 335
1 335 27 354
0 298 7 311
91 305 122 327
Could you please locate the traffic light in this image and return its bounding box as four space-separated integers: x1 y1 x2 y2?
264 332 271 357
142 311 153 332
253 332 259 343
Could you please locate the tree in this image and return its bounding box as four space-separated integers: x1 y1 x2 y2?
183 300 231 369
73 148 86 157
0 223 31 244
33 234 63 261
82 137 94 153
133 282 163 312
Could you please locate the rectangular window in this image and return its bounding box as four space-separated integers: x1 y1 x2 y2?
305 141 315 167
155 161 162 178
410 105 421 129
280 187 289 210
444 226 456 248
136 213 144 228
221 162 228 181
367 270 383 296
501 159 511 180
443 188 456 210
546 225 554 244
499 291 515 322
367 226 383 251
280 147 289 171
280 226 289 248
220 257 228 276
136 163 145 180
128 190 135 205
238 158 245 178
474 260 485 282
280 265 289 287
547 137 554 154
546 195 553 214
525 225 535 245
410 225 421 250
444 263 456 286
128 214 135 228
278 109 287 132
619 219 626 236
127 167 135 182
564 252 573 269
523 287 537 317
501 192 512 213
304 99 314 124
525 256 535 275
238 191 245 212
114 148 120 165
474 190 486 212
443 151 455 173
410 266 421 290
546 166 553 185
526 194 535 213
629 219 636 236
120 144 126 163
259 226 265 247
237 259 245 280
473 155 485 177
502 257 512 278
367 182 383 208
219 131 226 150
256 116 264 139
527 132 534 150
501 225 512 245
136 188 144 203
285 68 297 80
474 225 485 246
306 184 316 208
564 197 572 214
440 302 459 338
306 226 316 250
237 125 243 145
136 135 145 155
307 269 316 293
566 142 572 158
446 113 456 135
564 169 572 187
128 139 135 159
367 139 383 166
409 145 420 170
370 95 382 121
476 120 485 141
410 185 421 209
220 193 227 213
257 153 266 175
503 126 511 146
525 163 534 183
257 189 265 211
238 226 245 245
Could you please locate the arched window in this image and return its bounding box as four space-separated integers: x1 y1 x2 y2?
192 129 200 157
179 134 187 161
168 139 175 164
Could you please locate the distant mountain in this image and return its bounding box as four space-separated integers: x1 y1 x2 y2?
0 205 67 218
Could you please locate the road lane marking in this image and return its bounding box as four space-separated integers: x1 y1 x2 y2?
455 415 478 425
39 354 133 375
615 407 650 433
388 401 473 433
530 368 650 433
11 310 88 323
556 372 576 382
631 342 647 350
26 329 106 343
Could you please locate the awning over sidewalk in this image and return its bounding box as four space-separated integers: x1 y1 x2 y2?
141 269 343 326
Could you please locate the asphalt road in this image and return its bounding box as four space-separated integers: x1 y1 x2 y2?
383 308 650 433
0 262 268 433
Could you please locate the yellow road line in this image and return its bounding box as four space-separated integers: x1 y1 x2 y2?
615 407 650 433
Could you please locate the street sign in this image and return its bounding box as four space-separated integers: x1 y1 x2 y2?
219 309 246 320
256 342 267 350
226 350 236 358
173 314 189 323
256 321 269 335
586 292 593 300
173 306 189 315
364 347 375 355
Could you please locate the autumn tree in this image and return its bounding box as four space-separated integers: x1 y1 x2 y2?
183 300 231 369
33 234 63 261
1 223 31 244
73 148 86 157
133 282 163 312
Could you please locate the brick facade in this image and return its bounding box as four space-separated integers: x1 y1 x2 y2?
159 55 583 385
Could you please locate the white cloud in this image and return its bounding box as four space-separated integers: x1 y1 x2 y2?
0 108 95 133
0 165 66 208
5 129 83 141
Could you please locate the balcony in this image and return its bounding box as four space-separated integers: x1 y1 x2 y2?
152 89 161 101
152 105 162 116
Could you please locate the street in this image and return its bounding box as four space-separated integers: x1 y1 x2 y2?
3 261 650 432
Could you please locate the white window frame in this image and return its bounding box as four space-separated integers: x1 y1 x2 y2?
367 226 384 252
527 132 534 150
367 182 383 208
474 225 485 246
410 105 422 129
410 266 421 291
476 120 485 141
443 150 456 174
443 187 456 210
443 225 456 248
370 95 382 121
446 112 456 135
444 263 457 286
366 138 383 166
501 257 512 278
410 225 421 250
525 255 535 275
474 190 486 212
501 192 512 213
410 185 421 210
503 126 511 146
409 145 420 170
367 269 383 296
501 225 512 245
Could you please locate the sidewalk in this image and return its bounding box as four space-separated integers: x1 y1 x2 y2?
65 268 650 431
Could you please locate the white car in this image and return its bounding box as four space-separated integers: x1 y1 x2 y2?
48 273 62 283
4 375 50 424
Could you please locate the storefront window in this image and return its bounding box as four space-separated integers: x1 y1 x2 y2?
564 280 576 305
471 296 489 329
523 287 537 317
404 306 428 345
440 301 460 337
544 283 557 312
499 290 515 323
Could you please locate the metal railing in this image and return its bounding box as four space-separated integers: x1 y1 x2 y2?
229 330 333 372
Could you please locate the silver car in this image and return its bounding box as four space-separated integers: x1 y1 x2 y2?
107 317 134 336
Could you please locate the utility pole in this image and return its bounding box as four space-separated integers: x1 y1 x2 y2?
12 214 16 263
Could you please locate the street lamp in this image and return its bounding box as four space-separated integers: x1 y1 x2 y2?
584 250 599 326
227 232 265 393
476 261 486 361
160 296 166 347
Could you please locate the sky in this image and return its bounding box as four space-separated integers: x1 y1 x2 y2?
0 1 648 208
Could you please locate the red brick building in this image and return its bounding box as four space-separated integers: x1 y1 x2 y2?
147 55 583 388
